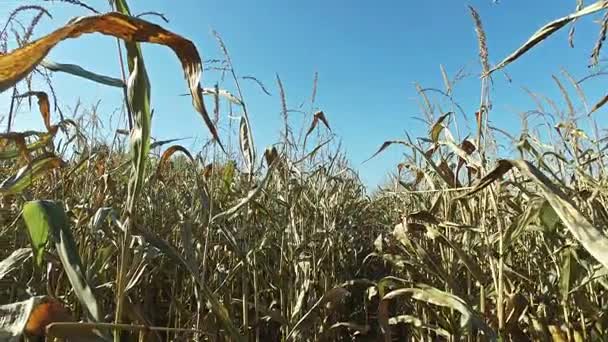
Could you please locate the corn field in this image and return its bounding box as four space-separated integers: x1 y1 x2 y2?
2 1 608 341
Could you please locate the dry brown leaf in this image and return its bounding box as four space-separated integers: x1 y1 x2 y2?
0 132 32 163
264 146 279 167
589 92 608 115
364 140 408 163
15 91 52 132
304 110 331 141
0 12 222 148
488 1 608 75
25 297 73 337
156 145 194 178
462 159 608 270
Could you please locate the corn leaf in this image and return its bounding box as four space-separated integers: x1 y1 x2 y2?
0 11 222 149
40 59 124 88
0 154 64 195
489 1 608 75
22 201 102 322
463 159 608 270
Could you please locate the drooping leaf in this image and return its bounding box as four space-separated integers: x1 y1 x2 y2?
89 207 118 234
488 1 608 75
378 284 496 341
363 140 408 163
180 88 244 105
21 201 101 322
589 92 608 115
436 234 486 283
329 322 370 335
156 145 194 178
388 315 450 338
211 157 278 222
202 87 243 105
0 11 222 148
40 59 124 88
0 154 65 195
149 137 187 149
294 138 333 164
501 197 544 251
458 159 513 199
304 110 331 142
286 287 350 341
14 91 52 132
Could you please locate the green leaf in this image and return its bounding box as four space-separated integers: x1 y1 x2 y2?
40 59 124 88
0 154 65 195
429 112 451 143
22 203 50 267
559 247 581 301
539 200 559 231
559 247 573 300
113 0 152 211
21 200 102 322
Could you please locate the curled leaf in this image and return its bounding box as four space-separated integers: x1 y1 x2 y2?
14 91 52 131
364 140 408 163
488 1 608 75
589 92 608 116
304 110 331 142
264 146 279 167
0 11 222 148
429 112 451 143
156 144 194 177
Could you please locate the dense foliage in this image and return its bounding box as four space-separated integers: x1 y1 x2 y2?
2 1 608 341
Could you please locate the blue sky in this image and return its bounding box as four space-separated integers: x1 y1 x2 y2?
2 0 607 188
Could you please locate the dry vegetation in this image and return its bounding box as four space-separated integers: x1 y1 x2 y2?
2 0 608 341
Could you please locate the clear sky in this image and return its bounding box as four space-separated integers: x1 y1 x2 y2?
2 0 607 188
